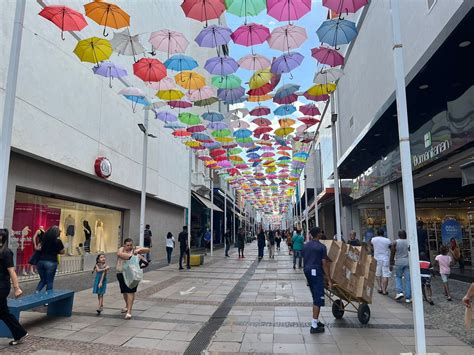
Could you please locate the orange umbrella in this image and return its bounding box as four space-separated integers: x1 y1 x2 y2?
248 94 272 102
84 1 130 37
175 71 206 90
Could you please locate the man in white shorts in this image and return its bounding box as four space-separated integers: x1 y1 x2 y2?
371 228 392 295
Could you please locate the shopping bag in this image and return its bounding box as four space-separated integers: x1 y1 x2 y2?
122 255 143 289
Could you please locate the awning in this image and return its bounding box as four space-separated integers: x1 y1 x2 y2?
192 192 223 212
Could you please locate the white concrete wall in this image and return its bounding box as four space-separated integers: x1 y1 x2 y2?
336 0 468 160
0 0 220 209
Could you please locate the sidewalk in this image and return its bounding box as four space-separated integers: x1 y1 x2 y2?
0 242 472 354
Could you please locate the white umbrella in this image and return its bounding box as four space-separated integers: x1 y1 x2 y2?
110 28 145 61
313 68 344 84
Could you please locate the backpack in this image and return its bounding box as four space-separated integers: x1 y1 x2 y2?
122 255 143 289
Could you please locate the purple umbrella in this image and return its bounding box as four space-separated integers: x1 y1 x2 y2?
204 56 240 76
207 121 228 130
217 87 245 102
271 52 304 78
93 61 127 88
195 25 232 48
155 111 177 123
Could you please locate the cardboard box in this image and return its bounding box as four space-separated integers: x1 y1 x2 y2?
355 277 374 303
330 248 347 280
320 240 347 263
363 255 376 278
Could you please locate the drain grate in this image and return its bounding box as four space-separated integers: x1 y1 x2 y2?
183 258 259 355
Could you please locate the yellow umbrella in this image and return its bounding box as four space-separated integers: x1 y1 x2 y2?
156 89 184 100
278 118 295 127
214 136 234 143
248 94 272 102
175 71 206 90
306 83 337 96
73 37 112 64
249 69 273 89
274 127 295 136
184 140 202 148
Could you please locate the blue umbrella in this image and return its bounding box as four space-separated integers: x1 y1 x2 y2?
217 87 245 102
164 122 185 129
123 95 148 113
155 111 177 123
247 146 261 153
271 52 304 78
203 142 221 149
274 104 296 116
204 56 239 75
274 84 300 100
195 25 232 48
207 121 228 130
233 129 252 139
224 95 248 105
192 133 212 141
247 152 260 159
164 54 198 72
202 111 225 122
316 19 357 49
92 61 127 88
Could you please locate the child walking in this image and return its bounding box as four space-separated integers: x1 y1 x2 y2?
435 246 453 301
92 254 109 314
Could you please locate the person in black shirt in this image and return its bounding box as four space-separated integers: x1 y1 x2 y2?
224 229 231 257
36 226 65 293
237 228 245 258
257 228 265 261
0 228 28 345
302 227 332 334
143 224 152 262
178 226 190 270
347 230 361 247
417 220 429 261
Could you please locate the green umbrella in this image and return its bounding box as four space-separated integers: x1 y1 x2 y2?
178 112 201 125
211 74 242 89
228 147 243 155
235 137 253 143
211 129 232 138
225 0 266 17
194 97 219 107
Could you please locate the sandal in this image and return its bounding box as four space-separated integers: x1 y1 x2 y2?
120 308 128 313
9 333 28 346
377 289 383 294
124 313 132 320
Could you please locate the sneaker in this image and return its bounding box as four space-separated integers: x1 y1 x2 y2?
395 293 404 300
310 326 325 334
317 321 325 328
293 265 296 270
121 308 128 313
428 300 435 306
9 333 28 345
447 297 453 302
405 299 412 304
179 267 184 270
124 313 132 320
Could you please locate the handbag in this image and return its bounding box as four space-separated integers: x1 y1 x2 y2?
122 255 143 289
28 250 41 265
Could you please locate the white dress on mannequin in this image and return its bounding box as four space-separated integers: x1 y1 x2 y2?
95 219 105 252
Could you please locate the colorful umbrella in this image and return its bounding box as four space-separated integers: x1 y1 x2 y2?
173 129 191 137
118 87 147 112
278 118 295 127
267 0 311 22
168 100 193 109
249 69 272 89
274 84 300 99
202 112 225 122
252 117 272 126
268 24 307 52
233 129 252 139
248 94 272 102
322 0 368 14
271 52 304 77
181 0 226 25
217 87 245 102
231 23 270 48
92 61 127 88
84 1 130 37
188 86 215 101
211 74 242 89
247 83 273 96
254 126 273 136
299 104 321 116
157 89 185 101
164 122 186 129
73 37 112 65
212 129 232 138
187 125 206 133
204 56 239 76
164 54 198 72
194 25 233 48
316 19 358 48
298 117 319 126
229 120 250 129
194 97 219 107
225 0 266 17
155 111 177 123
147 77 176 91
311 46 344 67
306 83 337 96
109 29 145 61
179 112 201 125
303 93 329 102
39 5 87 40
314 68 344 84
274 104 296 116
133 58 167 82
238 53 271 71
193 133 213 143
250 107 271 116
149 29 189 56
175 71 206 90
273 93 297 105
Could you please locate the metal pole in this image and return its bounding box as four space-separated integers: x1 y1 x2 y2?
304 175 309 239
210 169 214 256
233 192 236 245
139 109 149 246
389 0 426 353
298 182 303 228
0 0 26 228
224 186 227 251
314 145 320 227
331 95 342 241
188 150 192 251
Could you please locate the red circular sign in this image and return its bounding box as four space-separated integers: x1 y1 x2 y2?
94 157 112 179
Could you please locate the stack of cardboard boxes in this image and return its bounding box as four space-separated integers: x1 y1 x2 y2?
321 240 376 303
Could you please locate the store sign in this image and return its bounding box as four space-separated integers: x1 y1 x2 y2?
441 219 462 245
412 137 451 167
94 157 112 179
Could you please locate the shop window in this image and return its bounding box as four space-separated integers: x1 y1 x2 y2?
11 191 122 275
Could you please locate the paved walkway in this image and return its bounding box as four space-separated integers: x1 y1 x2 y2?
1 242 473 354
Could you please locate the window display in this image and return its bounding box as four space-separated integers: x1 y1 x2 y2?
11 191 122 275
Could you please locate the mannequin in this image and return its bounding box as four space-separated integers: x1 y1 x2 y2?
95 219 105 252
83 220 92 253
65 214 75 256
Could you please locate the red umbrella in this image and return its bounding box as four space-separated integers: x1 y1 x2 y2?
210 148 226 157
173 129 191 137
250 106 271 116
247 83 273 96
298 117 320 126
303 92 329 102
254 126 273 137
39 5 88 40
168 100 193 109
273 93 298 105
186 125 206 133
181 0 225 25
299 104 321 116
311 46 344 67
214 155 228 162
252 117 272 126
133 58 166 82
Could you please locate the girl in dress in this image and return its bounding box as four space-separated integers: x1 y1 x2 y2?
92 253 109 314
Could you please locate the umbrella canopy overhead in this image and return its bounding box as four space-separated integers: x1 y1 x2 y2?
84 1 130 37
225 0 266 17
175 71 206 90
268 24 307 52
314 67 344 84
231 23 270 47
271 52 304 75
149 29 189 56
322 0 368 14
164 54 198 72
311 46 345 67
238 53 271 71
267 0 312 22
211 74 242 89
39 5 88 40
73 37 112 64
92 61 127 88
109 28 145 61
181 0 226 25
316 19 358 48
195 25 233 48
204 56 240 76
133 58 167 82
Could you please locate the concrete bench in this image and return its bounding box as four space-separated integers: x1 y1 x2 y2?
0 290 74 338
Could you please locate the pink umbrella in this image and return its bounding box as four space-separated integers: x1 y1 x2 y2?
303 93 329 102
187 86 215 101
186 125 206 133
149 29 189 56
298 116 320 126
268 24 307 52
146 77 176 91
168 100 192 109
252 117 272 126
254 126 273 136
296 124 309 134
238 53 271 71
231 23 270 47
267 0 311 22
311 46 344 67
250 106 271 116
218 160 232 168
229 120 250 129
299 104 321 116
322 0 368 14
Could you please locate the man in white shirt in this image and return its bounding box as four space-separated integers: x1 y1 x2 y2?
371 228 392 295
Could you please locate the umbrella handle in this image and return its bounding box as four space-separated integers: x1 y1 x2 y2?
103 26 109 37
109 76 113 89
61 30 65 41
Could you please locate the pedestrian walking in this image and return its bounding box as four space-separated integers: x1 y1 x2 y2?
116 238 149 319
28 227 44 275
435 245 454 301
292 228 304 269
92 253 109 314
224 229 231 257
35 226 65 293
420 259 435 305
0 229 28 346
257 228 265 261
178 226 190 270
275 231 282 251
237 228 245 258
302 227 332 334
286 230 293 255
165 232 175 265
371 228 391 295
143 224 152 262
417 220 430 261
347 230 361 247
267 230 275 259
390 230 411 303
462 283 474 307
